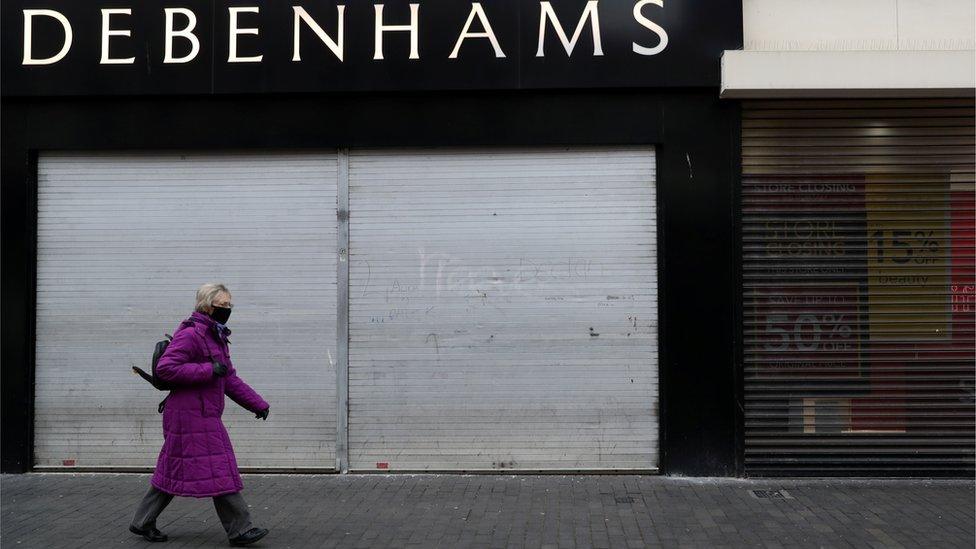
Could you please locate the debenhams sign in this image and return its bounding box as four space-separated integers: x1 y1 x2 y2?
2 0 739 95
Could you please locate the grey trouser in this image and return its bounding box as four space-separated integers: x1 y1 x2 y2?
131 485 252 539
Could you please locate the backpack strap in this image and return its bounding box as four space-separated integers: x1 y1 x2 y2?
154 320 195 414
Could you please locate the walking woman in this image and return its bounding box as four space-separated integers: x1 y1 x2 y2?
130 283 271 546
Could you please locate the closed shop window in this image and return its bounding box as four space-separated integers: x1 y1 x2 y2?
742 99 975 474
34 152 339 469
347 147 659 471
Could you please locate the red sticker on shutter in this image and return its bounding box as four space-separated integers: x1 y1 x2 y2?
62 459 76 466
376 462 389 469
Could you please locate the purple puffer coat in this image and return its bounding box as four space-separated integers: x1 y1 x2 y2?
150 311 269 497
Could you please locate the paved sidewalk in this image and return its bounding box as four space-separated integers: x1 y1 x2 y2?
1 474 972 548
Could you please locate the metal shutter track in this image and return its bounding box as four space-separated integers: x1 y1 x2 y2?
35 152 338 469
347 148 658 471
742 99 976 474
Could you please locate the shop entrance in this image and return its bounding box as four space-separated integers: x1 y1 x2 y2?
33 147 659 471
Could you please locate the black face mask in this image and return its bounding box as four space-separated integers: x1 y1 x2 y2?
210 306 232 325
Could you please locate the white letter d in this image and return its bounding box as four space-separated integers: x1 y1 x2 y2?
23 9 73 65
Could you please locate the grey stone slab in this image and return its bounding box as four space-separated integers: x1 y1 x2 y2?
0 475 972 549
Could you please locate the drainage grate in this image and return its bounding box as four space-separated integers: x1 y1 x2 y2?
614 496 635 504
749 489 793 500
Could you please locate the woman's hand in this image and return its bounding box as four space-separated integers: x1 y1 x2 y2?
255 408 270 421
211 360 228 377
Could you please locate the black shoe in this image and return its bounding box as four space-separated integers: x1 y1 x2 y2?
129 524 168 542
229 527 269 546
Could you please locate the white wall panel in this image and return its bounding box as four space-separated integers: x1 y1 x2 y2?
347 148 658 471
742 0 975 51
727 0 976 98
35 152 338 469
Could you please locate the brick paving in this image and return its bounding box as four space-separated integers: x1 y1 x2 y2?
1 473 972 548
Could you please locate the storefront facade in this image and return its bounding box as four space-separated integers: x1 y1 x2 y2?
2 0 973 477
2 0 741 475
724 1 975 475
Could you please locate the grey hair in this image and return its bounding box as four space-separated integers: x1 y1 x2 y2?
195 283 231 312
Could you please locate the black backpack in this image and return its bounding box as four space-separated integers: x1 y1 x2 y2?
132 334 174 412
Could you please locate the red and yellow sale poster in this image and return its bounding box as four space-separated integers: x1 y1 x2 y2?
750 175 866 380
852 174 974 432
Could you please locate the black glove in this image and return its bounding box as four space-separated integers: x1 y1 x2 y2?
255 408 269 421
211 360 228 377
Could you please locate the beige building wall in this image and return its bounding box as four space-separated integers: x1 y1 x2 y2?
722 0 976 97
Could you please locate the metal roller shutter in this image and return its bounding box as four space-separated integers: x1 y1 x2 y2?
35 152 338 469
347 147 658 471
742 99 976 475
